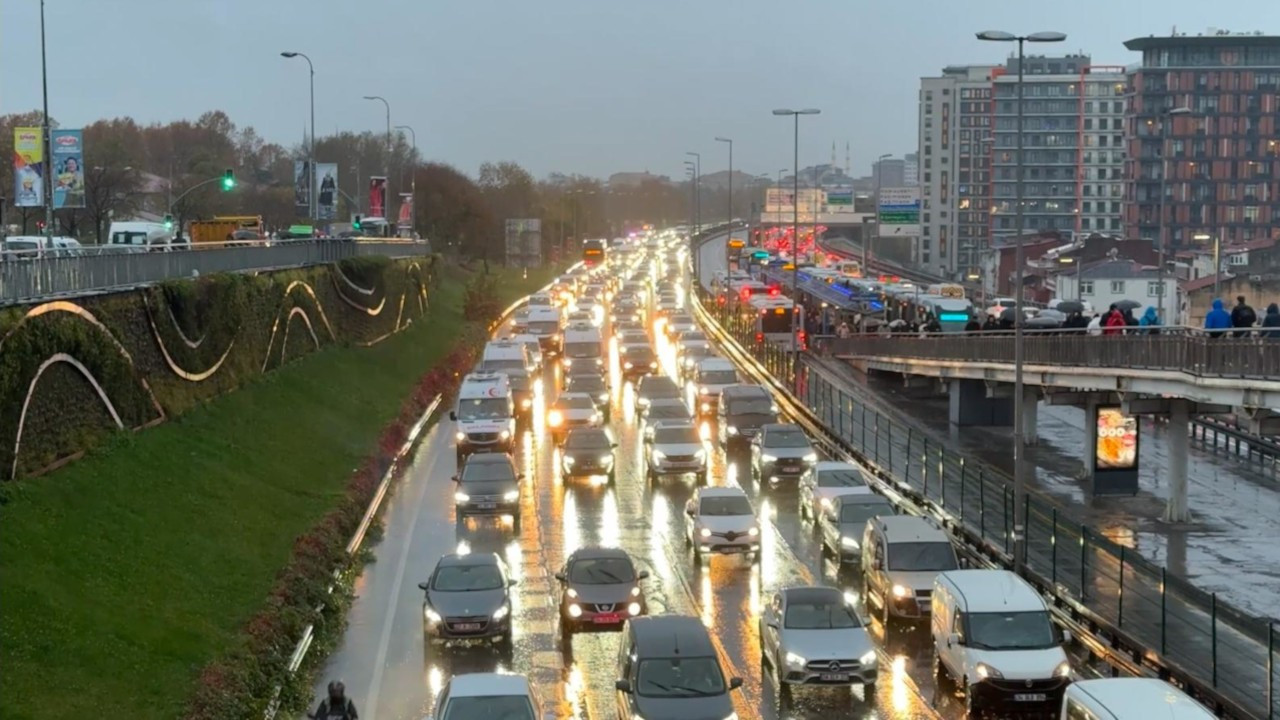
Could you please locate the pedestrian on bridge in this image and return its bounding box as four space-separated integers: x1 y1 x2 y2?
1261 303 1280 339
1204 298 1232 337
1230 295 1257 338
1103 304 1126 336
982 315 999 333
836 321 851 338
1138 306 1161 335
964 315 982 333
1087 313 1103 336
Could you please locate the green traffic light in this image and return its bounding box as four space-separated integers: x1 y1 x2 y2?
221 169 235 191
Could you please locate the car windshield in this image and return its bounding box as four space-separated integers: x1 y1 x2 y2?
818 469 865 488
654 426 699 444
648 405 690 420
565 342 600 358
680 332 705 342
565 430 611 450
641 384 680 399
966 611 1057 651
558 396 595 410
482 358 524 372
458 397 509 421
766 429 810 448
840 502 894 524
441 695 535 720
636 657 726 698
698 370 737 385
620 332 647 344
887 542 957 572
505 372 530 391
625 347 654 360
727 397 773 415
432 564 505 591
700 495 752 516
568 376 605 392
784 600 861 629
461 461 516 483
567 557 635 584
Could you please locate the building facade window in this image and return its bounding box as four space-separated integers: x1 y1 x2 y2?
1080 281 1094 295
1110 280 1125 294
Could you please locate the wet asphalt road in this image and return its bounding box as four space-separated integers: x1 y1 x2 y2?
311 266 975 719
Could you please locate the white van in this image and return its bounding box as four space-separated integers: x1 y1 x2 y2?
692 357 738 417
450 372 516 464
862 515 959 626
107 221 178 253
1 235 82 258
561 324 604 371
932 569 1072 715
1061 678 1213 719
507 333 543 374
480 340 532 375
526 306 563 355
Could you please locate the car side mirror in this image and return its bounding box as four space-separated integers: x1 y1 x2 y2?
517 473 526 480
766 620 779 630
449 411 457 421
637 570 650 580
417 582 429 591
615 679 633 693
1062 629 1072 644
508 579 518 587
685 506 695 516
948 632 962 647
730 677 744 690
612 442 619 448
554 572 566 582
450 475 459 483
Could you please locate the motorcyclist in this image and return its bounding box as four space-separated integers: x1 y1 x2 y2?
310 680 358 719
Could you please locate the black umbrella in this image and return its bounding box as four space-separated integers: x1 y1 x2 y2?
1026 315 1062 329
999 307 1017 323
1038 309 1067 321
1055 300 1085 314
1114 299 1142 311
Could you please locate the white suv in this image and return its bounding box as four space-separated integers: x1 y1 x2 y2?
430 672 542 719
684 487 760 562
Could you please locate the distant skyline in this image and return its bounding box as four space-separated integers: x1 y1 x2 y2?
1 1 1273 180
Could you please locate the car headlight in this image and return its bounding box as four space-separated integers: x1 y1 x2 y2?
568 603 582 618
726 426 738 435
1054 661 1072 678
424 606 441 624
455 492 470 503
567 588 578 598
563 456 576 465
521 398 532 409
841 536 860 549
975 662 1002 680
700 401 711 412
803 452 818 463
761 453 778 463
599 454 613 464
548 410 564 427
455 431 467 442
598 392 609 404
891 584 910 599
784 651 807 668
652 449 666 460
499 429 511 440
819 496 833 509
630 585 641 597
628 602 642 615
590 412 601 423
721 714 739 720
637 397 651 407
747 526 759 537
624 361 634 369
860 650 877 666
699 386 710 395
562 357 573 367
503 490 519 502
492 604 510 621
699 527 712 538
649 361 657 368
694 448 706 460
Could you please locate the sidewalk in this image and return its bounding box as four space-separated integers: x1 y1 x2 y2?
828 357 1280 621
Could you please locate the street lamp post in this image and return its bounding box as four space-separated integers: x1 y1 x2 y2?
866 152 892 272
977 29 1066 577
363 96 392 220
1193 232 1219 301
686 152 701 234
395 125 416 233
280 51 317 226
1157 106 1192 325
773 108 821 385
715 137 733 278
39 0 53 241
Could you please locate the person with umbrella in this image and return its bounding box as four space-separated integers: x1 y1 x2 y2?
1103 303 1127 336
982 314 999 333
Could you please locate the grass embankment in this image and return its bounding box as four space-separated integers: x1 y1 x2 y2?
0 264 556 720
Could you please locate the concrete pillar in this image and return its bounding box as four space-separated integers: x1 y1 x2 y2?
1163 399 1192 523
1082 397 1098 483
1020 387 1039 446
949 379 1014 427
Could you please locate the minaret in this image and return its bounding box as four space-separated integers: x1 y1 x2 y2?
845 142 851 177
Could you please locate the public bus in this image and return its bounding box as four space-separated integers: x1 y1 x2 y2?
926 283 966 300
746 295 803 348
582 239 606 267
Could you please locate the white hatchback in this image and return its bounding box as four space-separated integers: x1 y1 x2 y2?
684 486 760 562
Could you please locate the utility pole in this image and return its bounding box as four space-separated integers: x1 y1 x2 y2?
39 0 53 241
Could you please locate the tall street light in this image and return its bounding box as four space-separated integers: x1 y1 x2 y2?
39 0 53 240
866 152 892 272
363 95 392 219
715 137 733 276
773 108 820 385
977 29 1066 578
280 51 317 226
686 151 701 234
395 125 416 233
1157 106 1192 325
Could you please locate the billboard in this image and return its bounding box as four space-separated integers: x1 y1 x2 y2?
1094 407 1138 470
13 126 43 207
826 189 853 206
765 188 824 213
294 160 312 209
876 187 921 237
315 163 337 220
368 176 387 218
504 218 542 267
51 129 85 209
397 192 413 228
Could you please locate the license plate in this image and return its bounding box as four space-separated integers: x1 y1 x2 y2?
592 613 620 624
453 623 482 631
819 673 849 682
1014 693 1047 702
475 502 496 510
721 546 747 553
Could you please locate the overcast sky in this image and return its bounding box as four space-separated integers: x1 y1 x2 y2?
1 1 1273 180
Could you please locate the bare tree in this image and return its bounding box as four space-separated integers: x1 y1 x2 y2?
82 165 142 244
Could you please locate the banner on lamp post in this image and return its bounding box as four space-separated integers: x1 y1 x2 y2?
294 160 312 209
13 126 44 208
51 129 85 209
397 192 413 230
315 163 337 220
368 176 387 218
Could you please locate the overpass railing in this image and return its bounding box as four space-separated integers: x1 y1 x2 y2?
0 240 429 305
822 330 1280 380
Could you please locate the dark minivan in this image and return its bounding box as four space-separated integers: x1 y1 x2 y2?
615 615 742 720
717 384 778 449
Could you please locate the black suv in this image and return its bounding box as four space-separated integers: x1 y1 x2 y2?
453 453 523 531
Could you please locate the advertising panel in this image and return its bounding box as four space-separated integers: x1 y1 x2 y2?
504 218 542 267
876 186 921 237
314 162 337 219
397 192 413 228
765 188 794 213
51 129 85 209
13 126 43 207
368 176 387 218
1094 407 1138 470
294 160 312 209
826 189 853 205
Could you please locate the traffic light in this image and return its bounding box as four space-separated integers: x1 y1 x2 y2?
163 214 174 231
221 168 235 191
352 215 362 231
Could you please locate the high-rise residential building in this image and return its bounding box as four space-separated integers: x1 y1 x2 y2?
1122 32 1280 249
904 153 919 186
991 54 1127 242
919 64 999 278
872 157 907 188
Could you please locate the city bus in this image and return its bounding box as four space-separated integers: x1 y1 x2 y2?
926 283 966 300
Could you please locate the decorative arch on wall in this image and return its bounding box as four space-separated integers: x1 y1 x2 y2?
262 281 333 371
10 353 127 480
141 293 238 382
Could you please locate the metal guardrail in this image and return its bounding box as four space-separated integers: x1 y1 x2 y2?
1 240 429 306
695 285 1278 720
825 332 1280 381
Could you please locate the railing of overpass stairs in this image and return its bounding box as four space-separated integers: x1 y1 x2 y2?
0 239 429 306
694 284 1280 718
823 331 1280 380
